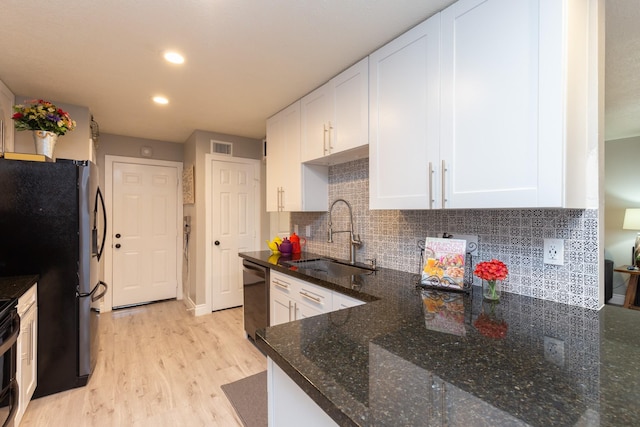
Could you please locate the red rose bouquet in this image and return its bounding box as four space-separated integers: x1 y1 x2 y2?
473 259 508 300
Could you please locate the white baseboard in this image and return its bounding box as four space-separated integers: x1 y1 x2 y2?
182 297 209 316
193 303 210 316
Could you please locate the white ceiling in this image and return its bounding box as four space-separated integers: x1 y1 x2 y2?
0 0 636 144
605 0 640 141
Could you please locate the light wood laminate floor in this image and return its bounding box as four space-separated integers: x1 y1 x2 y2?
20 300 266 427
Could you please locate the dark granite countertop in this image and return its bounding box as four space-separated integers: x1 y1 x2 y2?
241 250 639 426
0 275 38 301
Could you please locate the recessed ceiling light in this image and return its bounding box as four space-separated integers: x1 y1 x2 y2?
164 51 184 64
153 96 169 105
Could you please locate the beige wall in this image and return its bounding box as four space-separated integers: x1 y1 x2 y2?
183 129 263 308
604 136 640 295
13 96 93 162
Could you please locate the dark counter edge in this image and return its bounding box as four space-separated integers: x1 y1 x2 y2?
0 275 38 301
240 252 365 426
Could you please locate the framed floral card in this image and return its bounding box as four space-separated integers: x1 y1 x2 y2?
182 164 194 204
421 237 466 289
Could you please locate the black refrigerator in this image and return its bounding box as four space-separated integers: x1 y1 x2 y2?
0 158 108 398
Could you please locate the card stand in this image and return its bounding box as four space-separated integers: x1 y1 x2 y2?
414 239 474 293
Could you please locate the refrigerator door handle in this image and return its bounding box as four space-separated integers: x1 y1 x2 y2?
78 280 108 302
93 187 107 261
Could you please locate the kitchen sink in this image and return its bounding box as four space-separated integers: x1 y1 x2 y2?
285 258 375 277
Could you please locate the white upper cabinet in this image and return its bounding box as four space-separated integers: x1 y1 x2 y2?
0 79 15 154
369 15 441 210
266 101 302 212
440 0 596 209
370 0 597 210
301 58 369 165
266 101 328 213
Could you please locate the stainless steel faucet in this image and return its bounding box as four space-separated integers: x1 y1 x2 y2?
327 199 361 264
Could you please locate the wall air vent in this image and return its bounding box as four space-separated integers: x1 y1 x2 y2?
211 140 233 156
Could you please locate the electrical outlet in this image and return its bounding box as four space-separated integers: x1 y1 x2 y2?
294 224 299 234
544 336 565 367
543 238 564 265
305 225 311 237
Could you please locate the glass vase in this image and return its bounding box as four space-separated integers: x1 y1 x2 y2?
482 279 501 301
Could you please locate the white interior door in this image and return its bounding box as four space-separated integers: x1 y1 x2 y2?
112 162 178 307
211 159 256 311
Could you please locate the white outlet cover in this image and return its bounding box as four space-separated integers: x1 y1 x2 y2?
543 238 564 265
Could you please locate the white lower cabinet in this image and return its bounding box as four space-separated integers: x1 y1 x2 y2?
268 358 338 427
15 283 37 427
270 271 333 326
267 271 364 426
269 270 363 326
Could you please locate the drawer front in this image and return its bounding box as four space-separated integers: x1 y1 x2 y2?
297 283 332 312
270 271 299 296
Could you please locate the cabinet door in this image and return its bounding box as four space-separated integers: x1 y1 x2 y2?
271 287 292 326
266 110 285 212
300 85 331 163
281 103 302 211
270 271 296 325
0 80 15 154
332 57 369 155
369 14 441 210
266 102 302 212
440 0 549 208
15 284 37 427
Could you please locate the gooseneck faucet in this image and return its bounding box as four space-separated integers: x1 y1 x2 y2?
328 199 362 264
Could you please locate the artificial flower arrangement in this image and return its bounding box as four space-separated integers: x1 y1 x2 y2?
473 259 508 300
12 99 76 135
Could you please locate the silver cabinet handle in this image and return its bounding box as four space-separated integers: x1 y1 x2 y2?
288 300 292 322
428 162 433 209
300 290 322 304
327 121 334 153
323 123 328 155
277 187 285 211
273 279 289 290
441 160 447 208
280 187 285 211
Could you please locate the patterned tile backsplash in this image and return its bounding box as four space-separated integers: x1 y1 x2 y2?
291 158 599 310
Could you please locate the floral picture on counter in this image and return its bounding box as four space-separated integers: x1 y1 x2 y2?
421 237 466 289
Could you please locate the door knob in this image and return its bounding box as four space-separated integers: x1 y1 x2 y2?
115 233 121 238
214 240 220 246
115 244 121 249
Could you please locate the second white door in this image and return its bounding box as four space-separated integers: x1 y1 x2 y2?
211 159 257 311
112 162 178 307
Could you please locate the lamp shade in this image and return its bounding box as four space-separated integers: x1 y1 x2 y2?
623 209 640 230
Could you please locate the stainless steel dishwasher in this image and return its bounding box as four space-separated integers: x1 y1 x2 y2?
242 259 269 341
